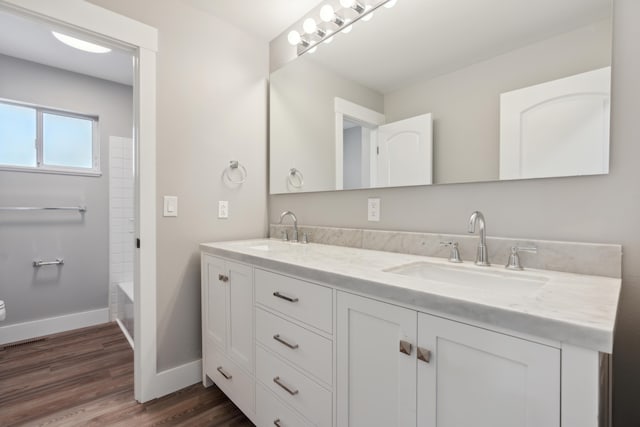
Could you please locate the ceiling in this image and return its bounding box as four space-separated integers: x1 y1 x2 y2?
0 9 133 86
184 0 324 41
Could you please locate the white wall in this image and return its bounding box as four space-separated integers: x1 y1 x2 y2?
88 0 269 372
269 0 640 424
270 56 383 194
0 54 132 326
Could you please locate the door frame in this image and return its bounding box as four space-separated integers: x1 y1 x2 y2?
334 97 385 190
0 0 159 403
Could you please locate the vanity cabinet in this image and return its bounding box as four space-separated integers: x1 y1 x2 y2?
201 254 255 418
201 243 609 427
337 291 560 427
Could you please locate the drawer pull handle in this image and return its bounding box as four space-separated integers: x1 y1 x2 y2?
216 366 232 380
273 334 299 350
417 347 431 364
274 420 282 427
218 274 229 282
399 340 413 356
273 291 299 303
273 376 299 396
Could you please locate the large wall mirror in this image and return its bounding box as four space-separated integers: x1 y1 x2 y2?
269 0 612 194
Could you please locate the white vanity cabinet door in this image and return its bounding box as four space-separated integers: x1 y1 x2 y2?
337 291 417 427
202 254 254 374
417 312 560 427
202 254 227 351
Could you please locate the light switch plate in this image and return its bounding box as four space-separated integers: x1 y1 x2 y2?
163 196 178 217
218 201 229 219
368 198 380 222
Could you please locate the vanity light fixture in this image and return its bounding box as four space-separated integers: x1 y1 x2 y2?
320 4 345 26
52 31 111 53
340 0 366 14
287 30 310 48
289 0 396 55
303 17 327 38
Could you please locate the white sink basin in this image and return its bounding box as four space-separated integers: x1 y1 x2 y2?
385 261 548 291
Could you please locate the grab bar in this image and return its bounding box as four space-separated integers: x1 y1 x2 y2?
33 258 64 267
0 206 86 213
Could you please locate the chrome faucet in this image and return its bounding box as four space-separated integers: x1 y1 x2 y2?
468 211 490 266
279 211 299 243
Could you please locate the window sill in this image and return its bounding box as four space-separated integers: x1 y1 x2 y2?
0 165 102 177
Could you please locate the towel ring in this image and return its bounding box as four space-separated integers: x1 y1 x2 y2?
223 160 247 184
287 168 304 189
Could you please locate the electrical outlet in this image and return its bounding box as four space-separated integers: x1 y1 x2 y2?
368 198 380 222
218 201 229 219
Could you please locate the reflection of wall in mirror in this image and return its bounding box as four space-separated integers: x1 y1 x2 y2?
384 19 611 185
270 57 383 194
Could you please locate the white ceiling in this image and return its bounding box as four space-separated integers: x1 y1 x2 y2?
0 9 133 86
184 0 324 41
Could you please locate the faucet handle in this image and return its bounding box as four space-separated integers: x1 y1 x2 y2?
506 246 537 270
281 230 288 242
301 232 309 244
440 241 463 263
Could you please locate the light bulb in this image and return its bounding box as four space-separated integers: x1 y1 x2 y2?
288 30 301 45
320 4 335 22
340 0 355 7
362 5 373 21
341 18 353 33
384 0 397 8
324 29 334 44
303 18 317 34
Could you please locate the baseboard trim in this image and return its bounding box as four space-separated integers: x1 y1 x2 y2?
0 307 110 345
152 359 202 399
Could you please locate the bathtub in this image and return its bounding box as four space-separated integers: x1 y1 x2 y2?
116 281 134 349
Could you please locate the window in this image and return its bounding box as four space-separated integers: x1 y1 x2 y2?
0 99 99 174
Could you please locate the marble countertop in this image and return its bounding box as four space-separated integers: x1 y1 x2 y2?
201 238 621 353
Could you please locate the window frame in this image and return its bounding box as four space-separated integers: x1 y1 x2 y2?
0 98 100 176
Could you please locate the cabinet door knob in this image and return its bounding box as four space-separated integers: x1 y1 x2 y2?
216 366 232 380
273 334 299 349
273 291 298 303
399 340 413 356
273 376 299 396
218 274 229 282
417 347 431 363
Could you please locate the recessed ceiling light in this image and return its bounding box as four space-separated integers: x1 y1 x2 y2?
52 31 111 54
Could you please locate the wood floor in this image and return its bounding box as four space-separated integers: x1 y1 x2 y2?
0 323 253 426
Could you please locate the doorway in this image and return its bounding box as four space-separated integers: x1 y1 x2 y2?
0 0 158 403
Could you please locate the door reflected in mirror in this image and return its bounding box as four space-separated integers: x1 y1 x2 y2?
269 0 612 194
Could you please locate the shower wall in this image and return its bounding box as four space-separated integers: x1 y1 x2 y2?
108 136 135 322
0 54 132 343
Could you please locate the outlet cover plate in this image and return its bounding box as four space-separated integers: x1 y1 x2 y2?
368 198 380 222
218 201 229 219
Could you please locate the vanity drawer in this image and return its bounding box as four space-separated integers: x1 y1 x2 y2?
256 308 333 386
205 339 255 418
256 383 313 427
255 269 333 333
256 345 332 427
